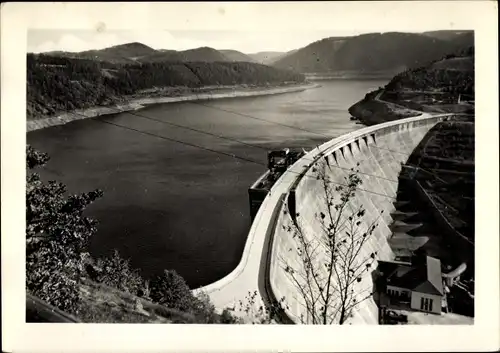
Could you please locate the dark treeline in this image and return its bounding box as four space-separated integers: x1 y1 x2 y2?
27 53 305 119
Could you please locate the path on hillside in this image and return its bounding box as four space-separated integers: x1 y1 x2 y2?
374 89 427 115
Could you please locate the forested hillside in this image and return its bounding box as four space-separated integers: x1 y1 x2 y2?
272 31 474 74
27 53 305 120
348 45 474 125
385 46 474 95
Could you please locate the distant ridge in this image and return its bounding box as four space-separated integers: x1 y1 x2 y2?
40 44 258 64
219 50 256 63
422 30 473 41
43 42 157 64
143 47 230 63
248 51 285 64
80 42 157 58
271 31 474 74
35 30 474 72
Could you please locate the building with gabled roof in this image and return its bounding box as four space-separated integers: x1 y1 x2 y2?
377 255 444 314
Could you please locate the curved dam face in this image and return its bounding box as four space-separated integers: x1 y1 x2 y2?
269 115 451 324
195 113 455 323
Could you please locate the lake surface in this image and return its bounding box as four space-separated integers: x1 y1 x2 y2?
27 79 387 288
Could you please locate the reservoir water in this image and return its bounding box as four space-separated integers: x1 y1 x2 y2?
27 79 387 288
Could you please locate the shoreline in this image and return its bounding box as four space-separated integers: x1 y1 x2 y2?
27 83 319 132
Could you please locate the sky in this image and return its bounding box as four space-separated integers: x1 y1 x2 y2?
22 2 472 55
27 29 372 54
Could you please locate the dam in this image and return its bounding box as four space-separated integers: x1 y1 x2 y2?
194 112 458 324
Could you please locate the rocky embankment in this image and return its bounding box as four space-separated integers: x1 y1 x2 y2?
27 83 319 132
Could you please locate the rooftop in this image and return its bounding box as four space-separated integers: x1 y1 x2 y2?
379 256 444 296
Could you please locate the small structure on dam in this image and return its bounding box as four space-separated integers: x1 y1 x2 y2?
248 148 305 220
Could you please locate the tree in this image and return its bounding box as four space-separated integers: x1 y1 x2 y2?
148 269 225 323
26 145 103 313
280 164 381 324
149 269 198 312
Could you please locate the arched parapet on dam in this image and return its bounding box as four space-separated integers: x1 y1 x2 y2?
194 113 462 322
268 113 457 324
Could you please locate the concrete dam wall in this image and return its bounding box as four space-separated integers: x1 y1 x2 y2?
269 114 451 324
195 113 455 324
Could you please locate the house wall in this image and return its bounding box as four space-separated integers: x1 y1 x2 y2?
410 291 442 315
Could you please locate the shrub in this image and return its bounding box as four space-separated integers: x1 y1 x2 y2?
192 291 220 323
220 308 242 324
93 250 145 297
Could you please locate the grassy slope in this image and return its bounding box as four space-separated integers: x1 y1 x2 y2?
78 280 199 323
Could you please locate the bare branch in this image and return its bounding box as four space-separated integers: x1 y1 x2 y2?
279 166 377 325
